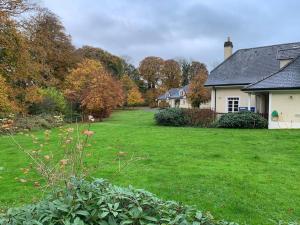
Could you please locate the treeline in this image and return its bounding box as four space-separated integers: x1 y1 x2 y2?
0 0 209 119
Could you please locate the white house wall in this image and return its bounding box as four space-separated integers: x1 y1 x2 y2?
269 91 300 129
214 87 256 113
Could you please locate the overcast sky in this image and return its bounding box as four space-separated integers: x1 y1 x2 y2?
42 0 300 70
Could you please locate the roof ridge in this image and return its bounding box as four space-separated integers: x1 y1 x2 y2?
238 41 300 52
278 46 300 52
243 55 300 90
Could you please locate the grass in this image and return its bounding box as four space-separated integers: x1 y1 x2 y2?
0 109 300 224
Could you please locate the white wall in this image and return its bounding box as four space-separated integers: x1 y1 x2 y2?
268 91 300 129
214 87 256 113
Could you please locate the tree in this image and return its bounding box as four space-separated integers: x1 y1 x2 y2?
127 87 144 106
177 58 191 86
76 46 124 79
23 8 76 86
120 74 136 106
65 59 124 119
162 59 181 89
121 58 146 92
177 59 205 86
187 63 210 108
0 0 34 16
0 75 12 113
139 56 164 89
120 74 135 93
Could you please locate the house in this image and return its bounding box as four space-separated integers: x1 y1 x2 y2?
157 85 211 109
205 37 300 129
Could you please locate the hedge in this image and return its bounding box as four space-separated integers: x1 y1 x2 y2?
154 108 215 127
216 111 268 129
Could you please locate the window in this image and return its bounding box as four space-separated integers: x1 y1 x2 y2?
227 97 239 112
180 91 184 96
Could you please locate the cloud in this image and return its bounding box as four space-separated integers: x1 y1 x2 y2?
42 0 300 69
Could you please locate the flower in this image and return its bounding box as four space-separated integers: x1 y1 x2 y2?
83 130 94 137
60 159 68 166
88 115 95 122
117 151 128 157
66 127 74 133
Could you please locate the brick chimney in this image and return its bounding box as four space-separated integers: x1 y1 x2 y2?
224 37 233 60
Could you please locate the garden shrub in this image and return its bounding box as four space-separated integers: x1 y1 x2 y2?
216 111 268 129
29 88 67 115
154 108 188 126
184 109 216 127
158 100 170 109
0 114 64 135
155 108 215 127
0 178 238 225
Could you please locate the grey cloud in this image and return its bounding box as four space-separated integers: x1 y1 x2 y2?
43 0 300 69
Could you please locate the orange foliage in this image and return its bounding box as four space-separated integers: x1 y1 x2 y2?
65 59 124 119
187 64 210 108
127 87 144 106
0 75 12 113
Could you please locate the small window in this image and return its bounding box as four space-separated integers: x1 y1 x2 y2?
227 97 239 112
180 91 184 96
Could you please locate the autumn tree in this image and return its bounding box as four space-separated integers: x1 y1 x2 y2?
127 87 144 106
76 46 126 79
0 75 13 113
0 9 39 113
177 59 205 86
0 0 34 16
139 56 164 89
162 59 181 89
121 57 146 92
187 63 210 108
23 8 76 86
65 59 124 119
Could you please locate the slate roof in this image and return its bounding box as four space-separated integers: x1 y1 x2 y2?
277 47 300 60
205 42 300 86
157 85 189 100
243 56 300 91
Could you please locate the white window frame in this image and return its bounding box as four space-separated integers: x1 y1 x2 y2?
226 97 240 113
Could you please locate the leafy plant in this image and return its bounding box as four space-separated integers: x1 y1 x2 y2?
154 108 188 126
29 88 68 115
0 114 64 135
0 178 239 225
154 108 215 127
185 109 216 127
8 117 95 189
216 111 268 129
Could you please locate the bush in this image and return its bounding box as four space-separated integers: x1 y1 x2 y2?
0 178 238 225
154 108 188 126
216 111 268 129
155 108 216 127
0 114 64 135
29 88 68 115
185 109 216 127
158 100 170 109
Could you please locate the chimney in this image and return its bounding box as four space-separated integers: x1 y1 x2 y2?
224 37 233 60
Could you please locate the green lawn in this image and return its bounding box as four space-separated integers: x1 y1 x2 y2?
0 109 300 224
